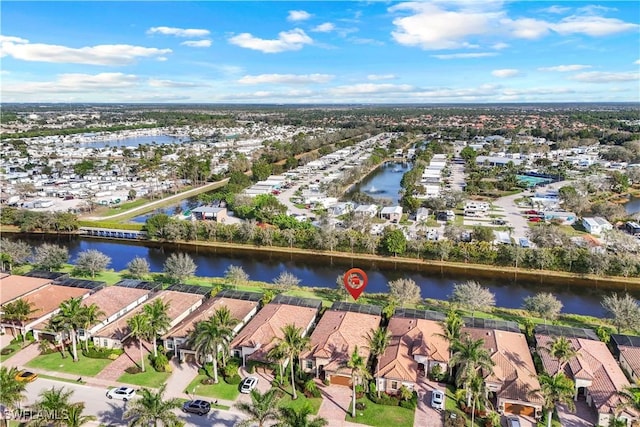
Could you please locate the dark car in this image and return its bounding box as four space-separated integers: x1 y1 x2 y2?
182 400 211 416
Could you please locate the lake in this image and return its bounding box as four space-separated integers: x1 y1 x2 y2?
625 196 640 215
347 161 411 203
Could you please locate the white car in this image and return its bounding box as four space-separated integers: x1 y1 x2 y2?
431 389 444 410
240 376 258 394
506 416 521 427
106 387 136 401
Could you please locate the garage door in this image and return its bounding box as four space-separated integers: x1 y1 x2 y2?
330 375 352 386
504 403 535 416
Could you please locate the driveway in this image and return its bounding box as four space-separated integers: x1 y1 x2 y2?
317 382 353 427
557 401 596 427
415 377 444 427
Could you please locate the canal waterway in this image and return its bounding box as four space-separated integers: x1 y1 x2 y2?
81 135 190 149
16 235 638 318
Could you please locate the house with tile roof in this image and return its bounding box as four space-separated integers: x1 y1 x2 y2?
376 312 449 394
230 296 321 366
611 334 640 382
301 302 382 386
536 329 638 426
163 290 261 361
463 327 543 418
92 290 204 349
0 275 52 305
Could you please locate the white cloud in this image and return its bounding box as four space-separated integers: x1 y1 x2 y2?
409 84 501 99
181 40 211 48
330 83 414 95
148 79 199 88
287 10 312 22
571 71 640 83
228 29 312 53
238 73 333 85
147 26 210 38
492 42 509 50
501 17 550 39
432 52 497 59
492 69 520 78
312 23 335 33
538 64 591 72
389 2 500 50
0 36 171 65
635 59 640 65
539 5 571 14
367 74 396 81
552 15 638 36
3 73 138 94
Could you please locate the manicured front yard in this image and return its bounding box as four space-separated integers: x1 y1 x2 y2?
346 396 414 427
118 369 171 388
0 340 24 363
26 352 111 376
276 385 322 414
185 375 240 401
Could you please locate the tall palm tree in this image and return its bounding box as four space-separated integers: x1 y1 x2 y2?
449 334 495 405
347 345 371 419
79 303 105 352
366 327 391 398
0 366 27 425
212 306 238 367
543 336 577 372
64 403 97 427
532 372 576 427
29 386 74 427
188 315 234 384
278 324 310 400
234 389 281 427
617 380 640 416
1 298 37 342
435 308 463 376
123 384 182 427
143 299 171 358
467 372 489 427
56 298 85 361
267 340 288 386
275 403 328 427
128 313 151 372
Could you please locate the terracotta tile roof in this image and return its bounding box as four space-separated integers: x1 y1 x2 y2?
94 290 203 341
0 275 52 305
536 334 633 415
164 295 259 340
377 317 449 382
464 328 542 406
22 285 91 322
619 346 640 378
230 302 319 363
301 309 381 375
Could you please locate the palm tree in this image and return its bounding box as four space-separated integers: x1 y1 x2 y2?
79 303 105 352
275 403 328 427
234 389 281 427
467 372 489 427
435 308 463 376
278 324 310 400
128 313 151 372
267 340 288 386
188 315 234 384
56 298 85 361
143 299 171 358
366 327 391 398
29 386 74 427
212 306 238 367
64 403 97 427
1 298 37 342
543 336 577 372
347 345 371 419
449 334 495 405
532 372 576 427
0 366 27 424
123 384 182 427
617 380 640 417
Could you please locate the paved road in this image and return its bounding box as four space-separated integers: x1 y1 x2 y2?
18 378 245 427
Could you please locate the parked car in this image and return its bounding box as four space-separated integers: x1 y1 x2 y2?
182 400 211 415
506 416 521 427
431 389 444 410
528 217 542 222
14 370 38 382
491 219 506 225
519 237 531 248
524 210 538 215
240 376 258 394
106 387 136 401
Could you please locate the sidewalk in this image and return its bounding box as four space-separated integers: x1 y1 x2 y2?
3 342 40 368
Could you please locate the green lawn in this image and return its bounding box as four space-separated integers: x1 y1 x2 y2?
0 340 24 363
346 396 414 427
118 369 171 388
185 375 240 401
26 352 112 376
276 386 322 415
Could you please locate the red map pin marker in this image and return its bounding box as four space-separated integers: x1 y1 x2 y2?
343 268 368 301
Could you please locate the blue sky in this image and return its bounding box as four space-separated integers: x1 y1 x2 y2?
1 1 639 103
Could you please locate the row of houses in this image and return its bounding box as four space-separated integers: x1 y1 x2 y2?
1 274 637 425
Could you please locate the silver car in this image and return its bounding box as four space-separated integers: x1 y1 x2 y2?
240 376 258 394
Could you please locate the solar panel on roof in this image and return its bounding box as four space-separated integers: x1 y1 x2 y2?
393 308 446 321
612 334 640 348
330 301 382 316
24 271 68 280
272 294 322 309
534 324 599 340
216 289 263 302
